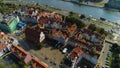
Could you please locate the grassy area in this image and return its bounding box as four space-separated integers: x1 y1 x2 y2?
80 1 106 7
98 21 112 27
0 1 19 14
0 58 18 68
109 52 113 68
19 34 26 39
110 44 120 68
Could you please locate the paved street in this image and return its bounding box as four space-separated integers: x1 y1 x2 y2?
97 42 112 68
17 38 66 68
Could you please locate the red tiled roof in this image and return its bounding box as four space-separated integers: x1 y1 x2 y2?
38 12 62 24
70 52 76 60
11 45 33 64
12 44 29 55
32 57 49 68
70 46 83 60
0 44 7 51
73 46 83 57
24 54 32 64
0 32 5 39
11 44 48 68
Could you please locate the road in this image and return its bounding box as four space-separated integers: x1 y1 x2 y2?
96 41 112 68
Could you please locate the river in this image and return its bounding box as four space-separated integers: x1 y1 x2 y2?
24 0 120 24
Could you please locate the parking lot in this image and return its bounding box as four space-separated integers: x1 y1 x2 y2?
12 35 66 68
97 42 112 68
29 46 66 68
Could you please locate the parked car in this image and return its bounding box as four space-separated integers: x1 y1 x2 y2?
55 42 64 49
17 21 26 30
63 44 75 53
62 48 68 54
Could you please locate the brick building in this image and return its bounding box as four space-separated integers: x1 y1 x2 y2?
10 44 49 68
25 25 41 43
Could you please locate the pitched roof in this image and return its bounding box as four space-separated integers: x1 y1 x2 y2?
11 44 33 64
24 54 32 64
0 32 5 39
32 57 49 68
70 46 83 60
73 46 83 56
12 44 29 55
0 44 7 51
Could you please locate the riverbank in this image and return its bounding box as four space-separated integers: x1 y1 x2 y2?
3 0 120 32
63 0 106 8
3 0 69 16
3 0 119 29
80 1 105 8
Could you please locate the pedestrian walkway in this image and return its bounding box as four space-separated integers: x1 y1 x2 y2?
0 52 11 59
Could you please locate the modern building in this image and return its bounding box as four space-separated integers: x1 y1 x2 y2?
0 15 19 33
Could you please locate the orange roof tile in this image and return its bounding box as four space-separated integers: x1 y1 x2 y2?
11 45 32 64
32 57 49 68
12 44 29 55
0 32 5 39
73 46 83 57
70 52 76 60
24 54 32 64
0 44 7 51
38 12 62 24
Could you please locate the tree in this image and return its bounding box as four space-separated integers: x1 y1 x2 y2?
114 63 120 68
114 46 120 53
80 14 86 19
0 0 3 3
69 11 73 15
65 16 86 28
69 11 74 16
99 28 105 34
76 21 86 28
88 24 96 31
111 43 119 52
37 42 44 49
0 64 4 68
9 64 17 68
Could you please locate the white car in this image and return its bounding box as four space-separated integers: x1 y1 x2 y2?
62 48 68 54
